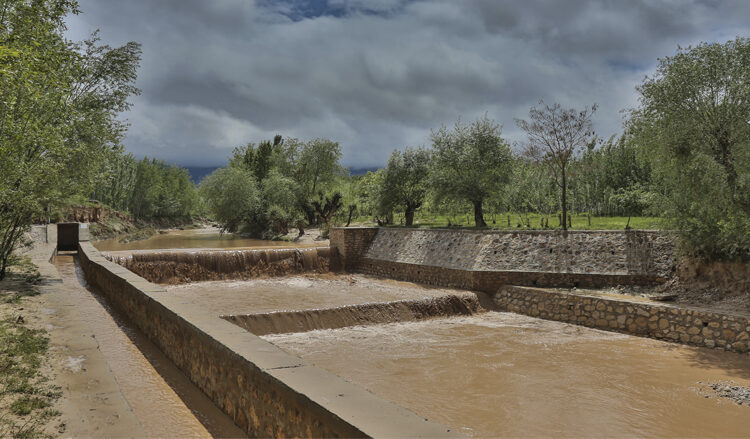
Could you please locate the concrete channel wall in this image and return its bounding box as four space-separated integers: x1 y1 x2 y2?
77 241 462 438
331 227 673 290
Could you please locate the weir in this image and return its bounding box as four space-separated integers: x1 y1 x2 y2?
104 247 330 284
28 224 750 437
222 293 484 336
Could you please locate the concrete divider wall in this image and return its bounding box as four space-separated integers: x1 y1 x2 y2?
495 286 750 354
332 228 673 289
77 241 461 438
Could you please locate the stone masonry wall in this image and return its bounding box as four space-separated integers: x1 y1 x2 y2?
357 258 665 291
332 228 672 289
77 241 460 438
495 286 750 354
329 227 379 271
365 228 674 277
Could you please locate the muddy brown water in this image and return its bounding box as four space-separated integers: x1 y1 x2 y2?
54 254 246 438
94 228 320 252
265 312 750 438
164 275 471 315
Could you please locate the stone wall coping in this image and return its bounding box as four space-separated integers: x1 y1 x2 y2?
77 241 463 438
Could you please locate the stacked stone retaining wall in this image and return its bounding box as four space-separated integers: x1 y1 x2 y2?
495 286 750 354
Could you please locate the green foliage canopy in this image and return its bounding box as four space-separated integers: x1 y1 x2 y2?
630 38 750 260
429 115 513 227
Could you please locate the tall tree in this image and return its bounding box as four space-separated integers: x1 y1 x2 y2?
381 147 431 226
516 102 597 231
0 0 140 279
629 38 750 260
429 115 512 227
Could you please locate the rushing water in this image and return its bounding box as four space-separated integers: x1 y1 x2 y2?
54 254 246 438
265 312 750 438
106 247 329 284
94 228 321 251
165 275 471 316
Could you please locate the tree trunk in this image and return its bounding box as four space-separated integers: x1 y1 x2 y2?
405 207 415 226
561 168 568 231
345 205 355 227
473 200 486 227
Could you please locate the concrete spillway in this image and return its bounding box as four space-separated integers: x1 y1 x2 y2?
223 293 484 335
104 247 329 284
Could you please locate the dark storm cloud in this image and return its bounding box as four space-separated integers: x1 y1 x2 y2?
66 0 750 168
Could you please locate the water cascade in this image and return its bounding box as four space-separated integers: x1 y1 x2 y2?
223 293 483 335
105 247 330 284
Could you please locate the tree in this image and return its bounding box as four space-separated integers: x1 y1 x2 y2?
261 170 300 235
629 38 750 260
312 192 343 227
516 102 597 231
295 138 344 224
199 167 260 233
0 0 140 279
381 147 431 226
429 115 513 227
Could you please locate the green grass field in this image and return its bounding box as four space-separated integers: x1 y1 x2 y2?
355 213 665 231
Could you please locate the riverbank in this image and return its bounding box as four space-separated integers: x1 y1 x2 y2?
0 260 62 438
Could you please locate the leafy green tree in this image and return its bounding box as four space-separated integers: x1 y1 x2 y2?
199 167 260 233
261 170 301 235
609 185 653 229
381 147 431 226
356 169 390 224
429 115 513 227
630 38 750 260
516 102 598 231
128 158 197 219
571 135 652 216
0 0 140 279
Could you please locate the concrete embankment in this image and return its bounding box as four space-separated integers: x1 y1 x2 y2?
78 241 462 438
104 247 329 284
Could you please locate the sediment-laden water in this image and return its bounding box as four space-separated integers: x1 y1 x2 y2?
224 293 483 335
94 228 321 252
265 312 750 438
105 247 329 284
54 254 246 438
165 274 473 316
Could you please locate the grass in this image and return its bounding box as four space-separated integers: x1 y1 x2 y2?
354 213 666 231
0 260 61 438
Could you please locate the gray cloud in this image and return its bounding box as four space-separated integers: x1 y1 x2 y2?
66 0 750 168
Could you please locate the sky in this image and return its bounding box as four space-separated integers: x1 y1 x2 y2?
65 0 750 169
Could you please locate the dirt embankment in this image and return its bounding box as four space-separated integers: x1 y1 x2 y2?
658 259 750 315
58 204 204 242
